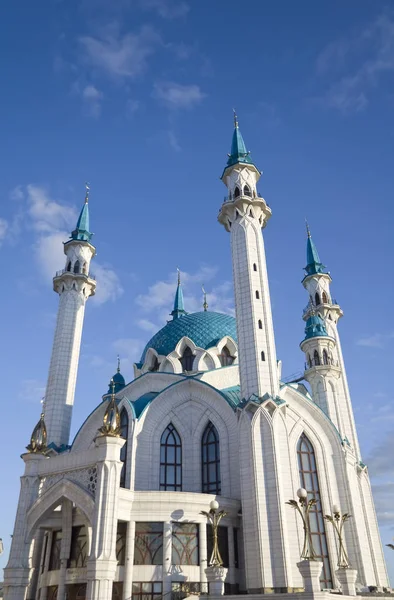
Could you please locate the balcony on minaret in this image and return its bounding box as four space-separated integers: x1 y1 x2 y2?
55 267 96 281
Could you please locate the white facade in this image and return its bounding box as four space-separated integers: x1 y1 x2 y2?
3 124 389 600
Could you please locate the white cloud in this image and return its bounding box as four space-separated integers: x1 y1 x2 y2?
168 130 181 152
154 81 206 109
79 25 160 78
371 482 394 525
112 337 145 370
35 231 69 280
91 263 124 305
0 218 8 243
127 98 140 115
18 378 46 404
137 319 158 333
82 85 103 117
356 332 394 348
140 0 189 19
316 14 394 113
26 185 76 233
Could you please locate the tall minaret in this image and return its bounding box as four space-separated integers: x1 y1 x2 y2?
44 185 96 449
218 114 279 400
301 224 360 457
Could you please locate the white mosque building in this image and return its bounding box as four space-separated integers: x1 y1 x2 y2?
3 117 390 600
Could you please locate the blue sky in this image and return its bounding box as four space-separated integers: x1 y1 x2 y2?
1 0 394 582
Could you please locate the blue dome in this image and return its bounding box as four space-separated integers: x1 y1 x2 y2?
304 314 328 340
141 311 237 362
104 371 126 397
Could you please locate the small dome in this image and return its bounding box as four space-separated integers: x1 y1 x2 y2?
104 369 125 397
304 314 328 340
141 311 237 363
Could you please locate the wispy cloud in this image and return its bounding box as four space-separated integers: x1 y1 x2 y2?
356 332 394 348
82 84 103 117
92 263 124 305
168 129 181 151
0 218 8 245
140 0 189 19
154 81 206 109
316 13 394 113
79 25 160 79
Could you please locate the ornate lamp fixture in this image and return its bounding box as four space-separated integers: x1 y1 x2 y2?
98 379 121 437
200 500 228 567
286 488 318 560
26 412 48 454
324 505 351 569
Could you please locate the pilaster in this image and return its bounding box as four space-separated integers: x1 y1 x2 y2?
162 521 173 595
123 521 135 600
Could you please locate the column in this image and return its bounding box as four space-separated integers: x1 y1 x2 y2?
162 522 172 596
57 500 72 600
199 522 208 593
123 521 135 600
38 531 53 600
227 527 235 586
26 530 45 600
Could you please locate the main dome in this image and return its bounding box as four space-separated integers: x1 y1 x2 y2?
141 311 237 362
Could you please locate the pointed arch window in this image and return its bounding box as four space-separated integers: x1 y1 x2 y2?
74 260 80 274
322 291 328 304
202 422 221 494
253 263 257 271
120 409 129 488
323 350 329 365
261 350 265 361
180 346 194 372
149 357 160 372
244 184 251 197
258 319 262 329
297 434 332 588
315 292 320 306
234 186 240 198
308 354 312 368
160 423 182 491
219 346 234 367
255 290 260 299
314 350 320 366
66 261 71 272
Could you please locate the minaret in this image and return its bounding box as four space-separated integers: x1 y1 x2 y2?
44 185 96 449
218 113 279 400
170 268 187 320
301 224 360 457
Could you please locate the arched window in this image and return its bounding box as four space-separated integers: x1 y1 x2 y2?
219 346 234 367
297 434 332 588
314 350 320 366
120 409 129 488
202 422 221 494
323 350 329 365
315 292 320 306
234 186 240 198
258 320 262 329
66 261 71 272
322 291 328 304
149 357 160 372
253 263 257 271
244 184 251 197
74 260 80 274
82 262 87 274
180 346 194 372
255 290 260 299
261 350 265 361
308 354 312 368
160 423 182 491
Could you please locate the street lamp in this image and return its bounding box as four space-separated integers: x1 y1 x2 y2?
324 505 351 569
200 500 228 567
286 488 318 560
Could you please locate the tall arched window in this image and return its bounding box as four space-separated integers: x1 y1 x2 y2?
66 261 71 272
219 346 234 367
180 346 194 372
315 292 320 306
258 320 262 329
253 263 257 271
323 350 329 365
149 357 160 372
308 354 312 368
160 423 182 491
244 184 251 197
314 350 320 366
120 409 129 488
255 290 260 299
234 186 240 198
322 291 328 304
297 434 332 588
74 260 80 274
261 350 265 361
202 422 221 494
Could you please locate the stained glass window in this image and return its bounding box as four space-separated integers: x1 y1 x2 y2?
160 423 182 491
172 523 199 565
201 422 221 494
132 581 162 600
68 526 87 568
120 408 129 488
297 434 332 589
134 523 163 565
116 522 127 565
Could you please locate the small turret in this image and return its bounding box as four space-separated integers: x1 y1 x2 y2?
26 412 47 454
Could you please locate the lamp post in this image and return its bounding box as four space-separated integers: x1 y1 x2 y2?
324 505 351 569
286 488 318 560
200 500 228 567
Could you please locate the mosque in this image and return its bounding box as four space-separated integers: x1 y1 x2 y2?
3 117 389 600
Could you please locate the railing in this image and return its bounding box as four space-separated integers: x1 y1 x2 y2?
305 358 339 369
223 192 264 202
303 298 338 315
55 269 96 280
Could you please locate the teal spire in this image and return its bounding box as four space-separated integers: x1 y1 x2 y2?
171 269 187 320
305 222 326 276
303 311 328 340
70 183 93 242
226 111 255 168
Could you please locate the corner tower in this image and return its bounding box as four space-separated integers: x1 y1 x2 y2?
301 224 360 457
44 186 96 449
218 114 279 400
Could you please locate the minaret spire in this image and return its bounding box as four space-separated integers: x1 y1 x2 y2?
171 268 187 320
202 285 208 312
304 222 326 276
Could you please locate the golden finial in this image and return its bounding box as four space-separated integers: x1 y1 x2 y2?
99 378 121 437
84 181 90 204
202 285 208 312
305 219 311 238
233 108 239 128
26 410 48 454
177 267 181 286
117 355 121 373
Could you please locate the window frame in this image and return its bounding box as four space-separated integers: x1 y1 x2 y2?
160 423 182 491
201 421 221 494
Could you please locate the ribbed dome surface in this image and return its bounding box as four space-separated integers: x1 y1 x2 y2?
141 311 237 362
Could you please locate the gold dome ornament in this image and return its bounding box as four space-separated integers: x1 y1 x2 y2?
98 379 121 436
26 412 48 453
